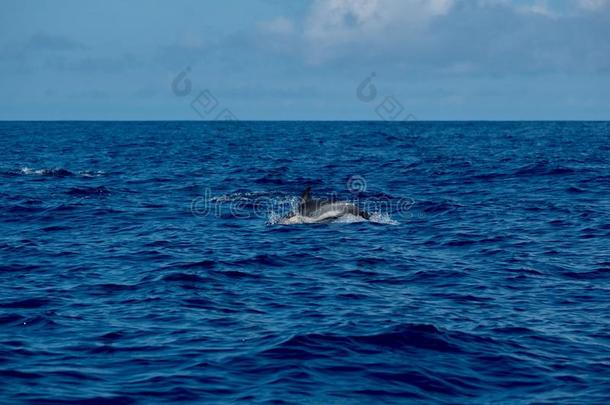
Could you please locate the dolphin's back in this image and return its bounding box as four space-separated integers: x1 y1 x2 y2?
308 202 370 221
291 187 370 223
299 198 328 216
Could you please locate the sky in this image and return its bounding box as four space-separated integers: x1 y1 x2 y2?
1 0 609 120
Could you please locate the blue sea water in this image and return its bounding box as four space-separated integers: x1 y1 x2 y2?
1 121 609 404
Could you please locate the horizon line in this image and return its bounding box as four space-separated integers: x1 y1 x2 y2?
1 119 609 123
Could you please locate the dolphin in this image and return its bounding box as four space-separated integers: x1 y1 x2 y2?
280 186 370 224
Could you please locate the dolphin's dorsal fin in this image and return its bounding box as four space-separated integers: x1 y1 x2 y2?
301 186 312 202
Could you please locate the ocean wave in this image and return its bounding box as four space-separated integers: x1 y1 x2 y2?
0 298 50 309
259 324 476 359
0 166 106 178
0 314 25 325
166 260 217 269
2 121 609 403
78 170 106 178
5 167 105 178
161 272 208 283
228 254 286 267
513 161 577 177
65 186 110 196
18 167 73 177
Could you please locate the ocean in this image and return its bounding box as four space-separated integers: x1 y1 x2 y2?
1 121 609 403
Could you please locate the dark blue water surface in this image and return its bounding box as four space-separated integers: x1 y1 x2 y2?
1 121 609 404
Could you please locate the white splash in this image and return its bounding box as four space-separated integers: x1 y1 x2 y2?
270 211 399 225
20 167 39 175
369 212 400 225
78 170 105 178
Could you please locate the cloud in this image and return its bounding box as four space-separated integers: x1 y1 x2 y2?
476 0 609 16
133 87 159 98
44 53 143 73
258 16 296 36
26 33 87 52
301 0 454 62
159 0 609 75
73 89 108 99
577 0 609 10
254 0 610 74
